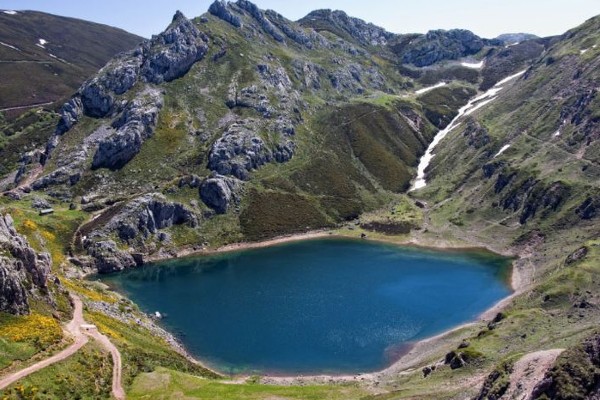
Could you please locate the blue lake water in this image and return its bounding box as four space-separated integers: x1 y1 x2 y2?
99 238 512 375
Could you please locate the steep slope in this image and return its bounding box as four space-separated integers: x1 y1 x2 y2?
400 14 600 399
0 10 143 115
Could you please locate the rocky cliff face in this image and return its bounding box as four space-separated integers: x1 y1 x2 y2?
81 193 198 272
0 214 51 315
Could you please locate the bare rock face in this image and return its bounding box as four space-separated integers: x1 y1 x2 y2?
92 88 164 170
199 174 243 214
85 240 138 274
208 0 242 28
43 10 207 166
235 0 284 42
0 214 51 315
82 194 198 272
91 193 198 244
141 11 209 84
299 9 394 47
208 120 273 180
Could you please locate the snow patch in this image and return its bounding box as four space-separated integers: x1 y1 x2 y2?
0 41 20 52
554 130 561 137
505 42 520 48
494 145 511 158
48 53 68 63
415 82 447 95
580 48 588 55
494 69 527 86
465 97 497 116
36 38 48 49
411 70 526 191
461 60 484 69
2 10 17 15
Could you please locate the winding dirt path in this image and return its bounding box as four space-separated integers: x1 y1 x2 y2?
0 294 126 399
0 295 89 390
82 323 125 399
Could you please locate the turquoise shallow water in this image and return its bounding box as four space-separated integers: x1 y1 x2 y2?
99 238 512 375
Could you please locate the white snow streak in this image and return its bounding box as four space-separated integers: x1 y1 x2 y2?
461 60 484 69
494 69 527 86
494 145 511 158
415 82 447 95
465 97 497 116
2 10 17 15
554 130 561 137
410 69 526 191
0 41 20 52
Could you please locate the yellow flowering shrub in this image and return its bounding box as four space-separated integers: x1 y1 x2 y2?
22 219 37 231
0 313 62 349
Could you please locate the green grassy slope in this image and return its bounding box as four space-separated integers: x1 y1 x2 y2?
0 10 142 113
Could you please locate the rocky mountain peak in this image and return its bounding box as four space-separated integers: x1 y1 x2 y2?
299 8 394 47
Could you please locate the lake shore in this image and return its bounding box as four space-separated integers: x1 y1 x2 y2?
126 228 525 386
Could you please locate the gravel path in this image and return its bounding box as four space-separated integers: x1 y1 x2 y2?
0 294 126 399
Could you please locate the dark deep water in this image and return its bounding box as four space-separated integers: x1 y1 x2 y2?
99 238 512 375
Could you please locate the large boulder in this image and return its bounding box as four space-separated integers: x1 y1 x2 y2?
199 174 243 214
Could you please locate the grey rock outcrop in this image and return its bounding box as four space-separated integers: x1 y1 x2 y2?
200 174 243 214
399 29 489 67
43 10 207 170
141 11 209 84
55 97 83 136
82 194 198 272
0 214 51 315
236 0 284 42
85 240 138 273
292 60 324 90
208 121 271 180
92 88 164 170
299 9 394 47
265 10 314 48
208 0 242 28
94 193 198 243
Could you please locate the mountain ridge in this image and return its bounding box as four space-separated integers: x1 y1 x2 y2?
0 2 599 398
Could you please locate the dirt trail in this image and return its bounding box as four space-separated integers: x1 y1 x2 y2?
501 349 564 399
0 295 89 390
0 294 126 399
82 325 125 399
0 101 53 112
